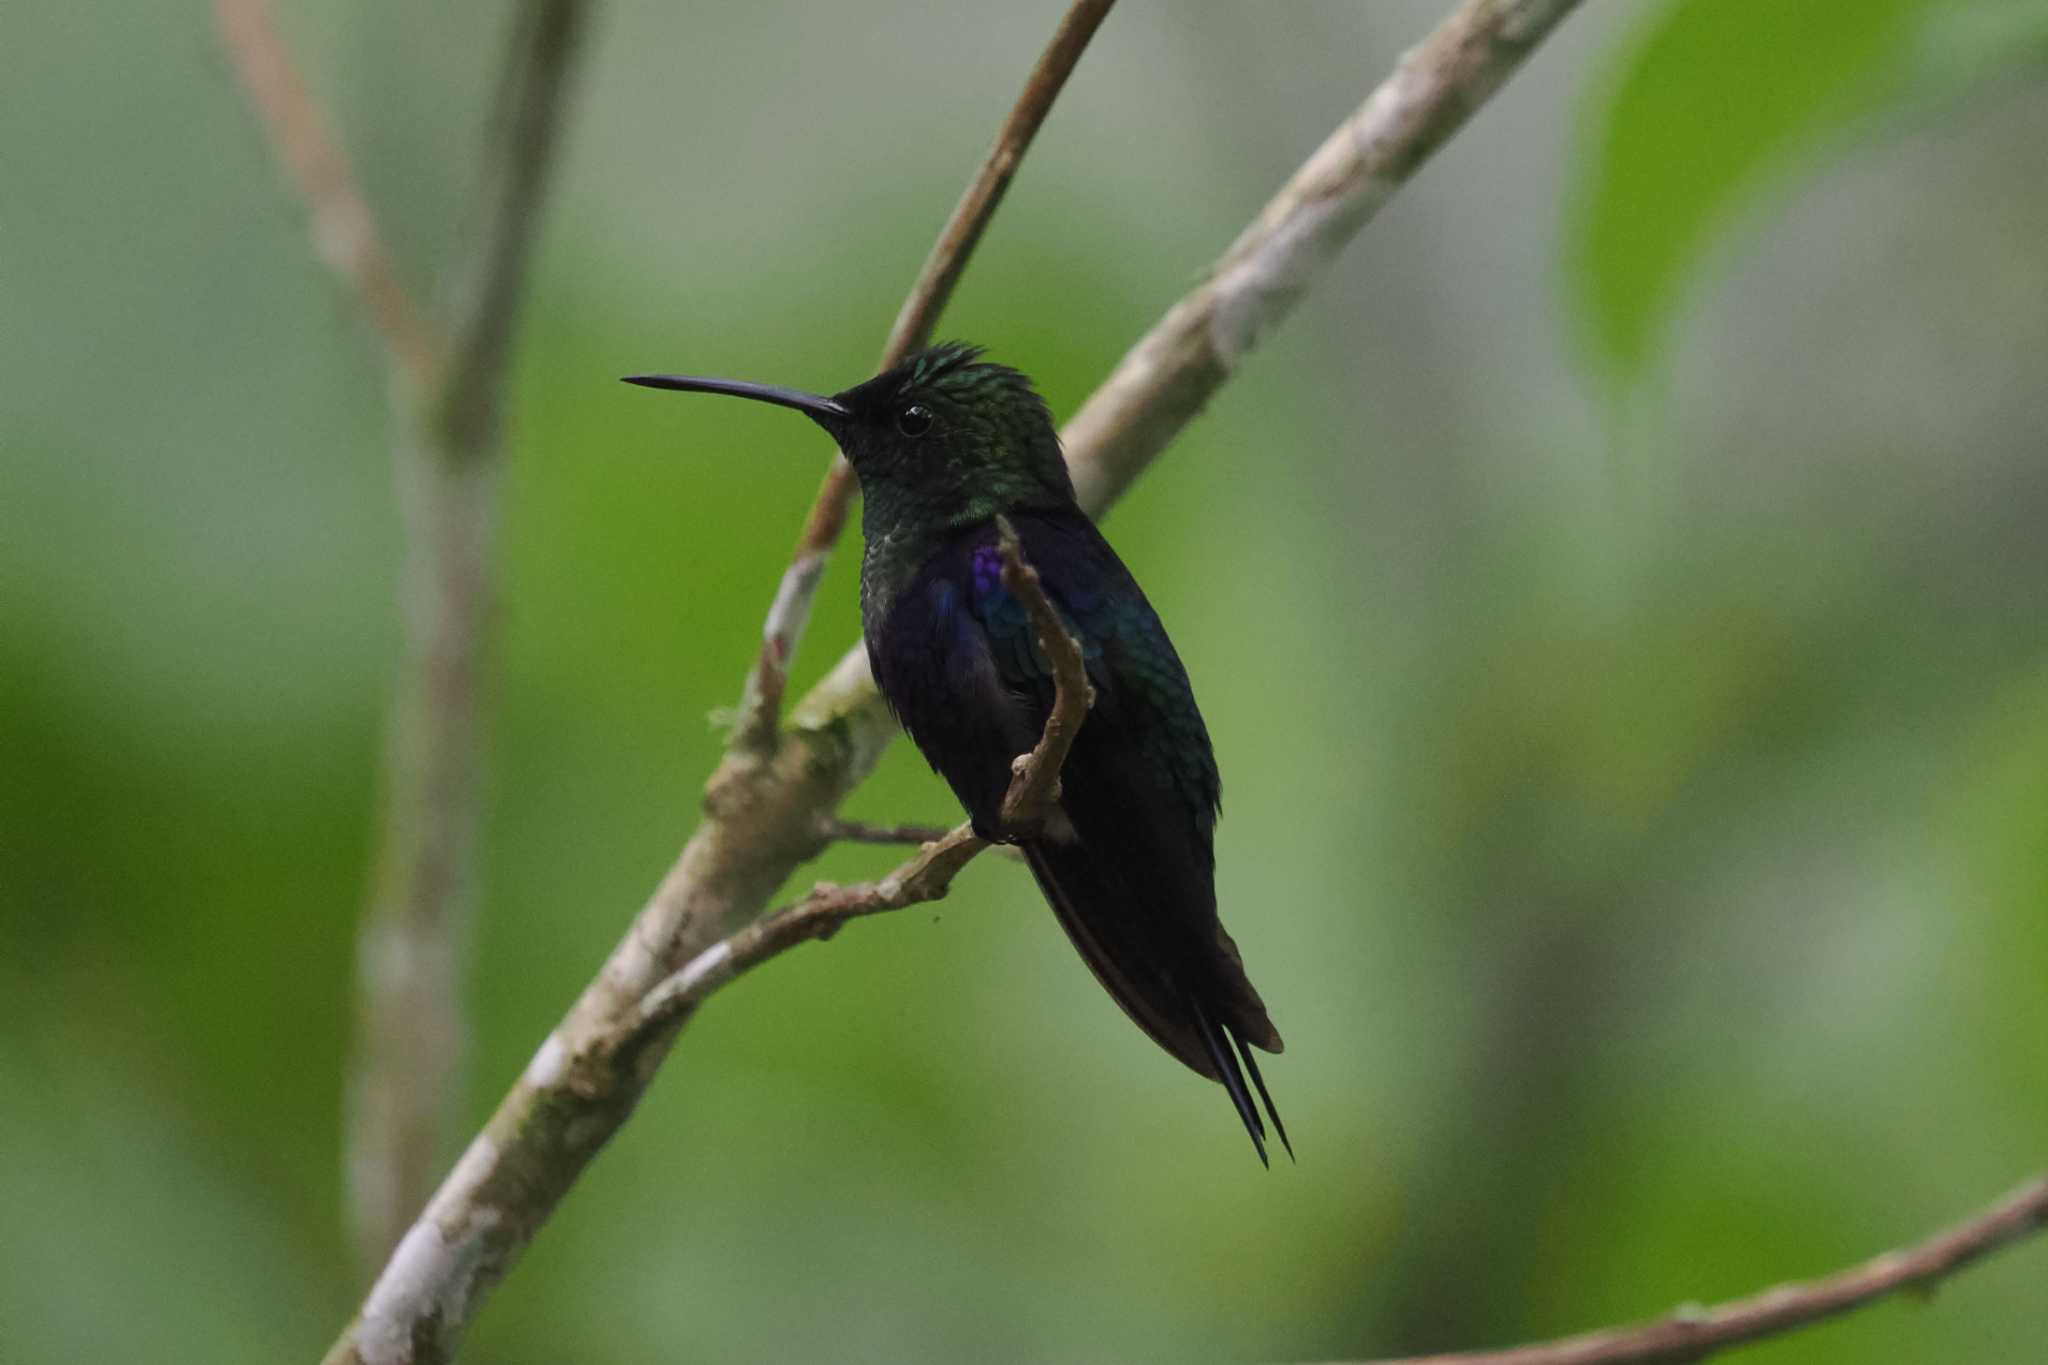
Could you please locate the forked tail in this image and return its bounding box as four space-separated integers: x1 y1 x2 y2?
1022 841 1289 1163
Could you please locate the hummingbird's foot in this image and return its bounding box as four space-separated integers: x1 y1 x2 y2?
986 801 1075 846
1010 751 1063 796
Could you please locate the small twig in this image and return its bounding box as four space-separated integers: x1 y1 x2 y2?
629 823 987 1039
994 514 1095 830
821 818 960 847
215 0 446 388
1344 1176 2048 1365
823 818 1027 866
729 0 1118 753
729 550 829 757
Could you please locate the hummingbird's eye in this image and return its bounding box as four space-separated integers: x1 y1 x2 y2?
897 404 934 437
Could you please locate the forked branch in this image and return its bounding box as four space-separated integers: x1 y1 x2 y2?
995 514 1095 830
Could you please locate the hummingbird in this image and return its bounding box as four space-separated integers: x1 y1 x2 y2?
626 342 1288 1162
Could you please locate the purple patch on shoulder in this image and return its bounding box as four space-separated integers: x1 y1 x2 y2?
970 542 1004 600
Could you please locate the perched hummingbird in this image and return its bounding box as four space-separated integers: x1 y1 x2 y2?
626 343 1287 1162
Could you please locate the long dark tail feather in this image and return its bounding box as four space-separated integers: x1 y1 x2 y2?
1022 843 1218 1078
1195 1003 1269 1167
1233 1030 1292 1162
1022 840 1285 1166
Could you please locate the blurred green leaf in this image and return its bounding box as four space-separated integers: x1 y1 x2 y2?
1569 0 2048 386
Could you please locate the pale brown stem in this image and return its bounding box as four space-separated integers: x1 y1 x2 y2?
1061 0 1583 513
728 0 1119 753
1344 1176 2048 1365
821 818 960 846
994 514 1095 830
876 0 1120 365
629 824 988 1036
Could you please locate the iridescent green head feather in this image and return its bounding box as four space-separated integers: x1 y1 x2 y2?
820 343 1075 625
825 342 1071 530
623 341 1075 611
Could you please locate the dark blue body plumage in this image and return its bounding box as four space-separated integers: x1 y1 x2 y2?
871 507 1287 1162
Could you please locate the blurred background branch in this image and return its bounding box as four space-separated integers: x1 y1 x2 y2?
212 0 445 389
1058 0 1584 514
217 0 593 1276
1352 1176 2048 1365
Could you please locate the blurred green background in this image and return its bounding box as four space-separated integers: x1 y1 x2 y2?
3 1 2044 1360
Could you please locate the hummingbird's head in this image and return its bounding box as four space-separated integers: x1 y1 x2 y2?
625 341 1076 535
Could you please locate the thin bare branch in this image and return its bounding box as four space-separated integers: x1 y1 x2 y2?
628 823 986 1040
1062 0 1582 512
878 0 1119 365
821 817 960 846
432 0 591 459
215 0 446 387
994 514 1095 830
729 0 1118 753
1342 1176 2048 1365
328 0 1589 1355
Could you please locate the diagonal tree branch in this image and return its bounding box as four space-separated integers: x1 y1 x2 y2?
874 0 1121 366
324 0 1587 1359
729 0 1119 755
1060 0 1581 512
220 0 594 1278
1343 1175 2048 1365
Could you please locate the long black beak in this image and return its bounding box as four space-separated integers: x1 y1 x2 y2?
621 373 849 424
